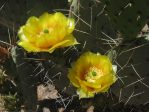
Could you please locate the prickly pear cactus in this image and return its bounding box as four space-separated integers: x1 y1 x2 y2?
1 0 149 111
100 0 149 38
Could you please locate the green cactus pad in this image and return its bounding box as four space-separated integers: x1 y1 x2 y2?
101 0 149 38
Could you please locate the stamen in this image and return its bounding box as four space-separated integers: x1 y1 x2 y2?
85 67 103 83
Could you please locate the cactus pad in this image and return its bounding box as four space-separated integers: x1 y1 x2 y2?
101 0 149 38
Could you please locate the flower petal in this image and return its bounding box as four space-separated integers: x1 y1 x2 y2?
39 12 52 28
18 17 42 43
61 34 79 47
68 69 80 88
77 88 94 99
48 40 70 53
24 16 41 38
67 18 75 34
35 34 53 48
18 41 47 52
18 28 29 42
48 34 79 53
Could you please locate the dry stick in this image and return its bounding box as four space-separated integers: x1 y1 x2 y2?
7 28 12 46
119 43 149 56
74 29 90 35
57 93 67 109
117 51 134 73
69 0 79 18
118 88 122 103
131 64 149 88
130 108 134 112
23 58 46 61
124 91 144 105
0 0 7 11
54 9 91 35
109 89 114 101
117 75 125 85
97 5 106 16
0 17 18 32
116 67 127 85
52 72 62 80
12 23 17 45
115 61 123 70
0 40 12 47
101 31 118 46
125 78 144 88
44 73 53 85
115 51 134 85
16 62 26 68
54 9 91 28
82 41 87 50
0 5 4 11
90 7 93 31
65 96 75 110
0 18 17 48
63 46 73 54
99 32 117 50
32 63 42 73
34 68 44 77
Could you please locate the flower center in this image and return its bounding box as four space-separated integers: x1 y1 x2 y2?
85 67 103 83
43 29 49 33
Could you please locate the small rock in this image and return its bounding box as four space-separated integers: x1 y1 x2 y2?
43 107 50 112
87 105 94 112
37 84 59 101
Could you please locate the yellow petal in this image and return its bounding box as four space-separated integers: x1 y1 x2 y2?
53 12 67 24
18 17 41 43
77 88 94 99
68 69 80 88
95 72 117 92
18 41 47 52
48 34 79 53
48 40 70 53
67 18 75 34
35 34 52 48
61 34 79 47
76 76 101 90
39 12 52 28
25 16 41 35
18 27 29 42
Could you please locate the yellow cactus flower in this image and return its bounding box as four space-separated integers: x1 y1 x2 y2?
17 12 78 53
68 52 117 98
